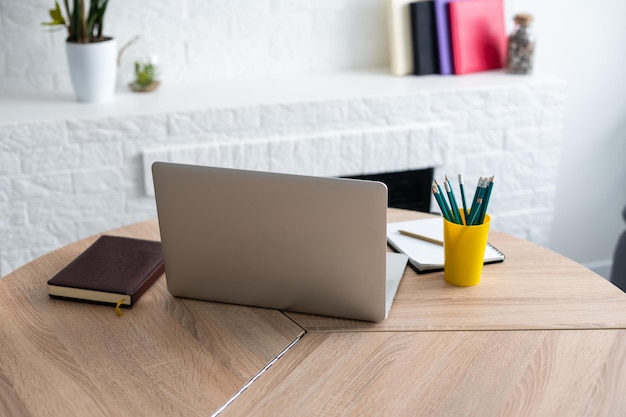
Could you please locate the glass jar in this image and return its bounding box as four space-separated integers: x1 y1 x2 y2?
506 14 535 74
116 35 162 92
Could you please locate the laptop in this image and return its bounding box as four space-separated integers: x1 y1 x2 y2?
151 162 408 322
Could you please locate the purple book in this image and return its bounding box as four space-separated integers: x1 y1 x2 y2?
434 0 467 75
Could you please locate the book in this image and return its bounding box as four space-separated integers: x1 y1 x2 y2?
409 1 440 75
448 0 506 75
433 0 459 75
48 235 164 307
387 0 415 75
387 217 505 273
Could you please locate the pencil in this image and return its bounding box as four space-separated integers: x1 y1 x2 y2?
398 229 443 246
467 198 483 225
468 177 482 215
469 177 486 220
478 176 494 224
459 174 469 224
445 176 463 225
432 182 452 222
433 180 452 221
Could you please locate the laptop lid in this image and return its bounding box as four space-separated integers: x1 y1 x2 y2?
152 162 406 322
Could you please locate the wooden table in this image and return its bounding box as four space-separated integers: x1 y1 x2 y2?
290 209 626 331
2 209 626 417
0 219 304 417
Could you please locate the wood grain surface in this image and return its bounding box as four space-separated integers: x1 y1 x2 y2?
286 209 626 331
0 219 304 417
2 211 625 417
220 329 626 417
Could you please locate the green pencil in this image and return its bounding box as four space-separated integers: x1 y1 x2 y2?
434 180 453 221
469 177 487 219
432 184 452 222
444 176 463 224
478 176 494 224
459 174 469 224
467 198 483 225
468 177 483 216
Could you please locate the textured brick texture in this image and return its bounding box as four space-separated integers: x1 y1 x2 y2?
0 76 565 276
0 0 388 94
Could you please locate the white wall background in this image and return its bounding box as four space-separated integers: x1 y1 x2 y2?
509 0 626 278
0 0 624 278
0 0 390 92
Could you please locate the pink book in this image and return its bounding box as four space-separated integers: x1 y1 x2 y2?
449 0 506 75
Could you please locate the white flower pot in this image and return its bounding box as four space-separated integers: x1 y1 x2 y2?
66 38 117 103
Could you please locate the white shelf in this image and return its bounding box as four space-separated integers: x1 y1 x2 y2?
0 69 564 124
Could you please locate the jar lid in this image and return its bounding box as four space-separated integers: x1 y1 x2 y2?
514 13 533 26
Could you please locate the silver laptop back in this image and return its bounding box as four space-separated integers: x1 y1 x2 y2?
152 162 393 321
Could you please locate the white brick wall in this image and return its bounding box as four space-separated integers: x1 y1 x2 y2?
0 73 566 276
142 122 448 193
0 0 388 94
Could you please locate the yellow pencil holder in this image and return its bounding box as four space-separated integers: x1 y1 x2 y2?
443 213 491 287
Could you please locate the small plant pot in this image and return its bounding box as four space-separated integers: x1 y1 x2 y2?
129 80 161 92
66 38 117 103
128 55 161 93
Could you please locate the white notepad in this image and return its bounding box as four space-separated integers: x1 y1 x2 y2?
387 217 505 273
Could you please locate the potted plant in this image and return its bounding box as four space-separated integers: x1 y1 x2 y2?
130 55 161 92
43 1 116 102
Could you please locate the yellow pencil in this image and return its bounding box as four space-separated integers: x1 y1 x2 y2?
397 229 443 246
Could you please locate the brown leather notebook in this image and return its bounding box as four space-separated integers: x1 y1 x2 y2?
48 235 164 308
